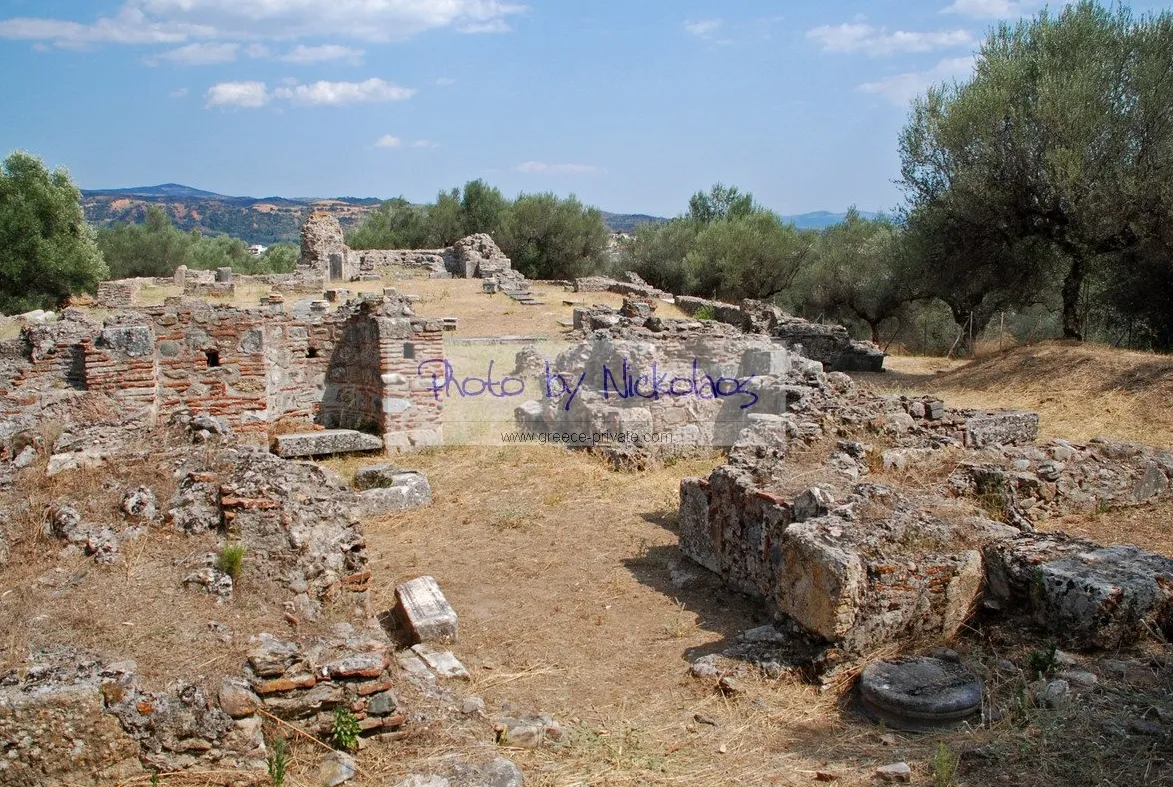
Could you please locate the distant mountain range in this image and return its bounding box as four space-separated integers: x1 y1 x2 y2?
80 184 881 244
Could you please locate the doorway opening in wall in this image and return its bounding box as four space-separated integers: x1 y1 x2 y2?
205 349 220 367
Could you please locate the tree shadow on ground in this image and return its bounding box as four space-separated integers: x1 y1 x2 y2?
625 509 769 665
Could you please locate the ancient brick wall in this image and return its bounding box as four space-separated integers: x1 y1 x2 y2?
183 281 236 298
95 279 142 308
357 250 452 277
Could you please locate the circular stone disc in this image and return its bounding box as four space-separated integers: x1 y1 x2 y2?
857 656 983 732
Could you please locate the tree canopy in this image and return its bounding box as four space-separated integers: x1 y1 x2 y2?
96 206 296 278
899 1 1173 344
0 151 107 313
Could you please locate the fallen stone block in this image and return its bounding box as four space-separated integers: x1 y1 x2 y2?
357 472 432 517
273 429 384 458
1036 545 1173 649
354 462 399 490
985 534 1173 648
410 644 470 680
395 575 458 644
963 410 1040 448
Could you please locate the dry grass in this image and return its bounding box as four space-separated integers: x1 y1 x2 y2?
135 275 689 340
339 447 972 786
0 426 354 693
861 341 1173 447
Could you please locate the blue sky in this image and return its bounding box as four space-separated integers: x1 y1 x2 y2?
0 1 1164 216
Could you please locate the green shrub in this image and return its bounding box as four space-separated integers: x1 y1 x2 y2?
694 304 716 321
932 741 959 786
216 542 245 581
266 738 288 786
330 707 361 752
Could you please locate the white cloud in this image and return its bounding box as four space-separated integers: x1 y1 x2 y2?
205 80 270 109
0 6 208 46
684 18 723 39
273 78 415 106
376 136 439 149
0 0 526 47
515 161 600 175
941 0 1044 19
808 22 973 55
244 43 270 58
858 55 977 105
281 44 364 65
151 41 238 65
459 19 513 34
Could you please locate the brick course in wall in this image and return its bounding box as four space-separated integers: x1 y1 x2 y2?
0 297 445 448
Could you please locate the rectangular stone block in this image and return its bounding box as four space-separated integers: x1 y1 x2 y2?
964 410 1040 448
988 535 1173 649
410 644 470 680
678 478 718 573
273 429 384 458
395 575 458 644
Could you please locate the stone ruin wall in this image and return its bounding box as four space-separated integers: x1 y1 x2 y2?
0 297 445 449
298 212 515 284
516 325 796 448
95 279 141 308
356 249 455 277
572 298 886 373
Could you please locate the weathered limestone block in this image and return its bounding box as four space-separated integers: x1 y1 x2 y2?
678 477 717 573
680 465 1015 655
357 472 432 517
410 644 470 680
775 517 866 641
1037 545 1173 648
963 410 1040 448
395 575 458 644
274 429 384 458
987 535 1173 648
0 683 140 786
98 324 154 357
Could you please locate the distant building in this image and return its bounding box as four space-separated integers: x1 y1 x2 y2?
247 244 268 257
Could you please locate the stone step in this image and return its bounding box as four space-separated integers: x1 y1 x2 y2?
273 429 384 458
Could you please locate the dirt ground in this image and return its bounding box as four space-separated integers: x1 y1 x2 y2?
5 281 1173 785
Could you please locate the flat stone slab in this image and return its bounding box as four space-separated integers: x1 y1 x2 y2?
964 410 1040 448
395 575 458 644
274 429 384 458
858 657 983 732
358 473 433 517
411 644 470 680
1036 545 1173 649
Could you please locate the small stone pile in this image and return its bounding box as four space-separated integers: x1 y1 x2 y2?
235 626 405 744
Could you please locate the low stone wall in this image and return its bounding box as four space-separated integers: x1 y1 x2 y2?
258 271 326 295
358 249 452 276
96 280 143 308
0 295 446 448
674 295 745 324
183 281 236 298
570 302 885 372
